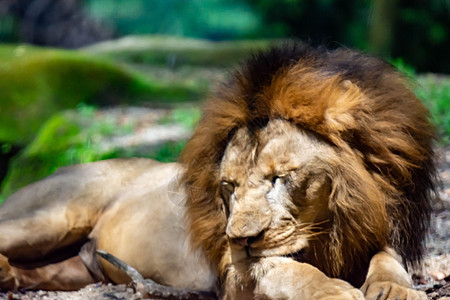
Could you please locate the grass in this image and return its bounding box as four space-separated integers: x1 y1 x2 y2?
391 58 449 145
416 75 450 145
0 104 197 200
159 106 202 129
0 108 119 197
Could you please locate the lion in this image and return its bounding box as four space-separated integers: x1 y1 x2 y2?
0 43 436 299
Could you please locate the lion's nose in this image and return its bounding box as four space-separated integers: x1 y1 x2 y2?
225 197 271 246
229 231 264 247
231 237 249 247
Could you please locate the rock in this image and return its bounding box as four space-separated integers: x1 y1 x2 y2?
0 44 203 146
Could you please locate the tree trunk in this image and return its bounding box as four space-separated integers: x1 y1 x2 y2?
368 0 399 58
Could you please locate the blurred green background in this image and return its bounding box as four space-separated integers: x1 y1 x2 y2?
0 0 449 202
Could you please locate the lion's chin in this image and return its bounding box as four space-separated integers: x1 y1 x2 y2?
248 239 308 263
280 249 307 262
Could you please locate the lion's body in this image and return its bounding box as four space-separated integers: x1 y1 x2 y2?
0 159 215 291
0 43 435 299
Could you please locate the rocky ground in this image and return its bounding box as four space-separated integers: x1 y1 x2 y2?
0 116 448 299
415 146 450 299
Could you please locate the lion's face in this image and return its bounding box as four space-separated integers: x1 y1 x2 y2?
219 119 335 260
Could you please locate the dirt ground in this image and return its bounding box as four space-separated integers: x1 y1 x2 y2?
414 146 450 300
0 147 449 300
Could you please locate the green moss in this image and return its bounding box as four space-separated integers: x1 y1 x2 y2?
0 44 204 145
83 35 275 67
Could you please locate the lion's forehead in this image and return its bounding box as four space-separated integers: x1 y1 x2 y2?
220 119 335 183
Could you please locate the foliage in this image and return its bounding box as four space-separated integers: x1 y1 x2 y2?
159 106 201 129
239 0 449 73
84 0 260 40
390 57 450 145
0 44 204 145
390 57 416 79
393 0 450 73
1 109 112 197
0 105 195 200
2 0 449 73
416 75 450 145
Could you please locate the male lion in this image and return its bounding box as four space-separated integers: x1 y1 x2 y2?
0 43 435 299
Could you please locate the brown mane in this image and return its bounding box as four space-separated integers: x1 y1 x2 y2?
180 42 437 285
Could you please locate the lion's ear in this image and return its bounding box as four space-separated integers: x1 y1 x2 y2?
323 79 363 134
340 80 353 90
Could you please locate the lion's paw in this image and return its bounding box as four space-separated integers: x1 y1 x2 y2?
362 281 427 300
254 259 365 300
318 288 365 300
256 282 364 300
0 254 17 291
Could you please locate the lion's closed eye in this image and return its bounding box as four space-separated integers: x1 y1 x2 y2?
220 181 235 205
270 175 286 187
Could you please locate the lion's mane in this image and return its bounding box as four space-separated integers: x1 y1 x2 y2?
180 43 436 286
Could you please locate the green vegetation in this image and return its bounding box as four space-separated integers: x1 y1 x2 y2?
0 44 205 145
160 106 201 129
1 108 119 197
0 105 196 199
81 0 450 73
416 75 450 145
85 0 260 40
391 58 449 144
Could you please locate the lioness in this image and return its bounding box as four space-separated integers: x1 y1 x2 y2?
0 43 435 299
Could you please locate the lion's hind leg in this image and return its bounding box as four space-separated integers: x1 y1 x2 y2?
361 248 427 300
0 254 96 291
0 254 17 291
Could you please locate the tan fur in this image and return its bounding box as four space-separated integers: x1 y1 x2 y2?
361 247 427 300
0 159 216 292
254 258 365 300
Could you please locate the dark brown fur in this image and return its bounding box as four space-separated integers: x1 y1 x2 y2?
180 42 436 286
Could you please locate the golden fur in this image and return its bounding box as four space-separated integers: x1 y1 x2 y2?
180 43 436 288
0 159 216 292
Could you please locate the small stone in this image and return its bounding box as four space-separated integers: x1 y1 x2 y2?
431 270 447 281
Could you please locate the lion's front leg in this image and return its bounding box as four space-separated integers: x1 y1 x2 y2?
252 257 364 300
361 247 427 300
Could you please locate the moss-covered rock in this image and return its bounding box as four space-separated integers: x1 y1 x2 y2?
83 35 275 67
0 44 204 145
